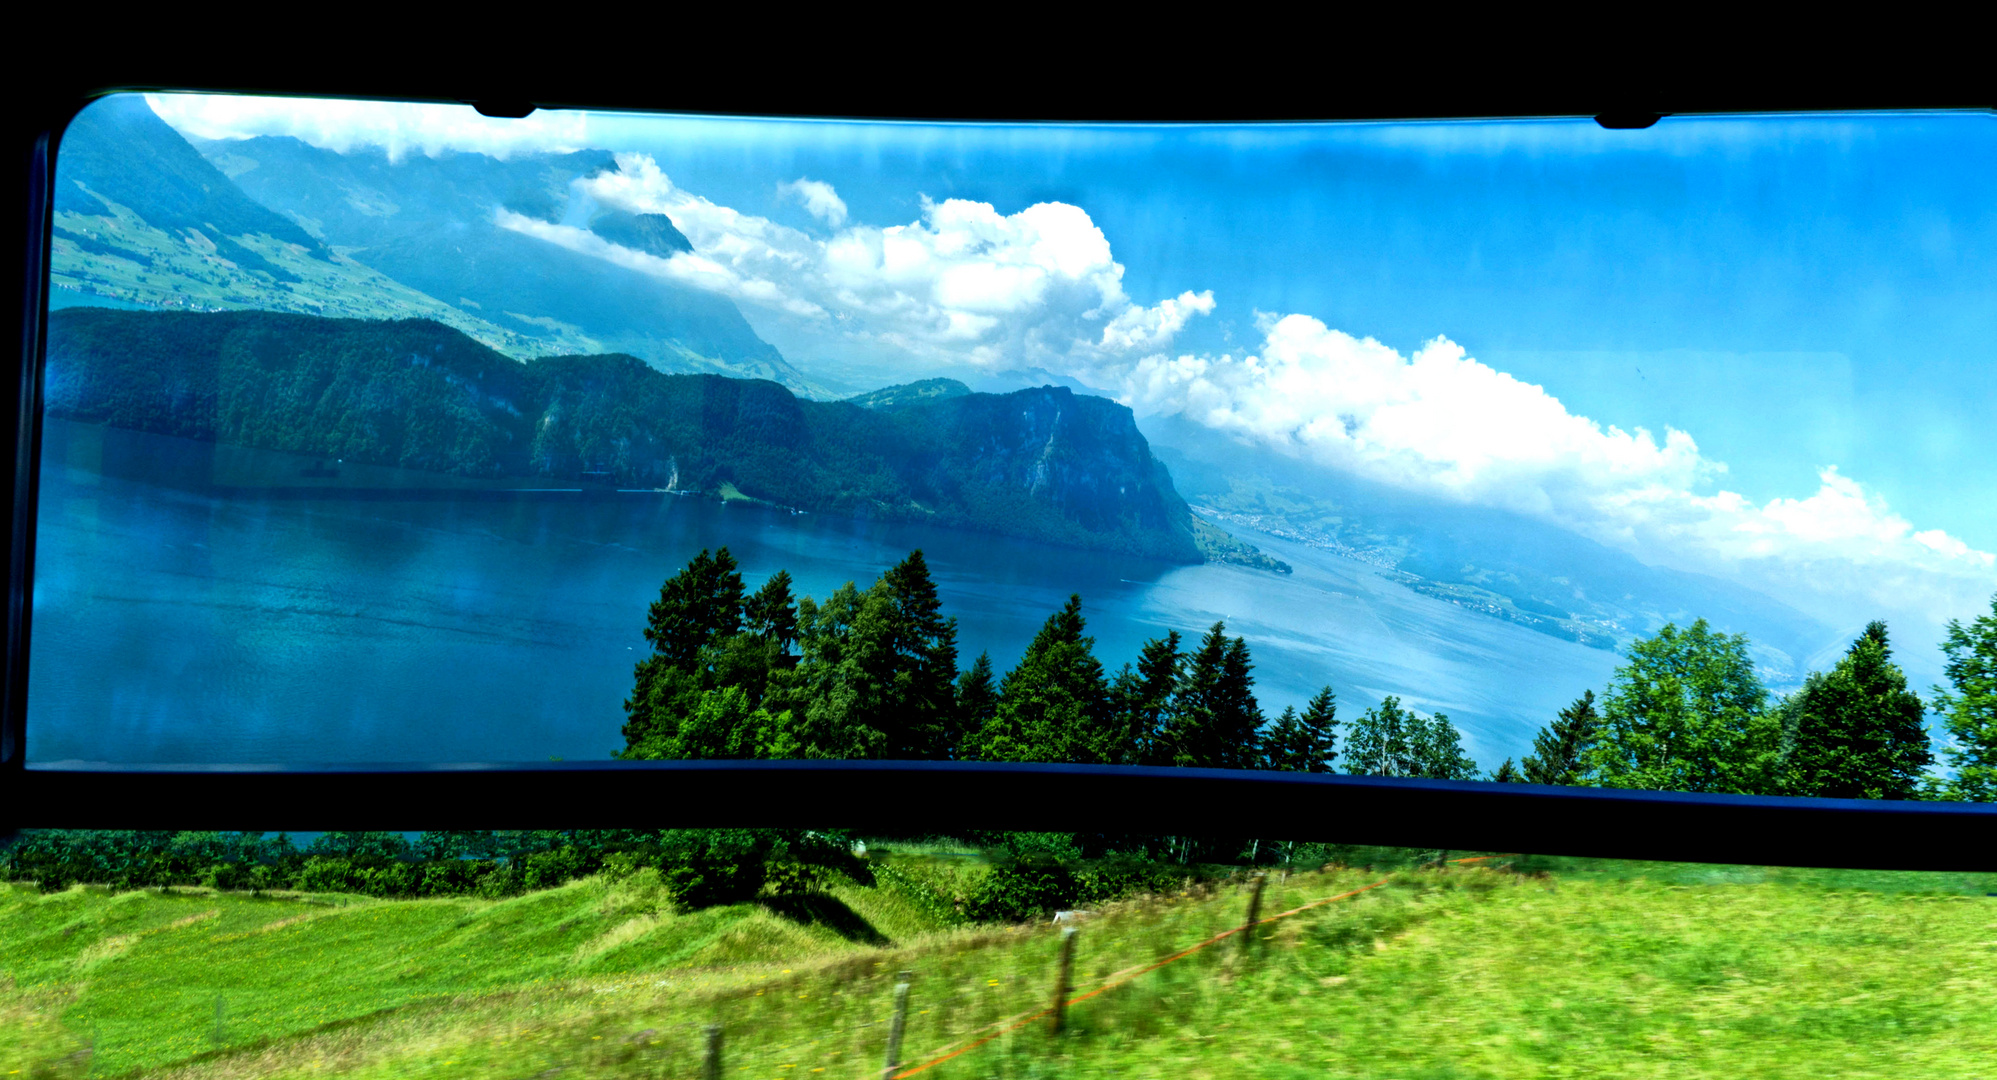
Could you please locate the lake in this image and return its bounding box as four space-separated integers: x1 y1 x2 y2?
26 420 1622 768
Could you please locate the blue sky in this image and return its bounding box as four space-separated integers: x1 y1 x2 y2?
141 96 1997 638
584 112 1997 549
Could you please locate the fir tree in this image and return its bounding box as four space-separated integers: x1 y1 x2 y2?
1933 593 1997 801
1492 758 1522 782
971 595 1111 763
877 551 961 758
1520 690 1599 786
1157 622 1263 769
1107 631 1182 765
623 547 748 756
1781 622 1932 800
1264 686 1337 772
759 583 889 759
953 652 1000 757
1265 706 1305 771
743 569 799 653
642 548 745 669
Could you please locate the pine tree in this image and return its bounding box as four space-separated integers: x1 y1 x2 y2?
953 652 999 758
877 551 961 758
642 548 746 669
1265 706 1306 771
623 548 749 757
1108 631 1182 765
760 583 889 760
1298 686 1338 772
743 570 799 653
971 595 1111 763
1934 593 1997 801
1492 758 1522 782
1264 687 1337 772
1157 622 1263 769
1520 690 1599 786
1781 622 1932 800
1585 620 1781 795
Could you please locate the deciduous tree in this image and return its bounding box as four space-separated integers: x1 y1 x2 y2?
1585 620 1780 794
1934 593 1997 801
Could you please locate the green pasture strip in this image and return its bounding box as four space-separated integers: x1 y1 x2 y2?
1509 855 1997 896
0 871 947 1076
10 858 1997 1078
146 866 1997 1080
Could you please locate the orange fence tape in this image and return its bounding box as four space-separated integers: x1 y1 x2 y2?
890 855 1504 1078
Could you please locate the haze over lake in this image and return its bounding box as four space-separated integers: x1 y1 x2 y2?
28 421 1619 768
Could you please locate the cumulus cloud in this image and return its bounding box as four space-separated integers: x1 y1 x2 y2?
778 178 848 228
1112 314 1997 625
143 92 588 162
483 151 1992 629
505 152 1214 371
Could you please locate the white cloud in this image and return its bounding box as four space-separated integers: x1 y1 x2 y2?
778 178 848 228
1118 315 1712 514
1111 314 1997 626
143 92 588 162
484 150 1993 631
505 152 1213 372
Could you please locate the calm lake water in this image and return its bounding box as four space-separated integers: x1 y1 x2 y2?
27 420 1621 767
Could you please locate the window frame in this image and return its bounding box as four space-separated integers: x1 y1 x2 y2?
5 49 1995 870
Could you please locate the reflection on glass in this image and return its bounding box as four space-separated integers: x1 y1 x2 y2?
31 94 1997 802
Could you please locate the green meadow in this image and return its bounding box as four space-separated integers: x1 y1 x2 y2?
7 853 1997 1079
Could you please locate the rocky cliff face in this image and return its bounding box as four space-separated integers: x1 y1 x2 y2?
907 386 1196 554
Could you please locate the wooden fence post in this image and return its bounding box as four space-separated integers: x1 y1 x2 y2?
880 970 913 1080
1238 873 1267 957
1049 927 1079 1035
702 1024 722 1080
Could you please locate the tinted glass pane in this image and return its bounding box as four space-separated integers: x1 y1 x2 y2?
30 95 1997 800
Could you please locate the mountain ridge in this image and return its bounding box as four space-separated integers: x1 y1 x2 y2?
43 308 1253 564
48 95 831 399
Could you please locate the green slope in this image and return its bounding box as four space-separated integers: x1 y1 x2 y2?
9 857 1997 1078
0 866 955 1075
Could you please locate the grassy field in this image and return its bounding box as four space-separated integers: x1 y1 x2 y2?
7 853 1997 1078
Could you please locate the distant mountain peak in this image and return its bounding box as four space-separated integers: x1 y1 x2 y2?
58 96 330 263
845 378 973 410
588 210 692 257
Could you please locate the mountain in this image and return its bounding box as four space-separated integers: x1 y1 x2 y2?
588 210 693 257
1141 412 1837 678
54 96 331 282
194 133 829 397
45 309 1228 563
846 378 973 410
47 95 828 399
49 96 610 358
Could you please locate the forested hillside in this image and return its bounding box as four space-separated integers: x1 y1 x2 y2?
44 308 1215 561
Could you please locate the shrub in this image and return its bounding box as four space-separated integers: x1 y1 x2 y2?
1072 856 1185 905
521 847 593 892
965 863 1078 922
295 857 359 894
